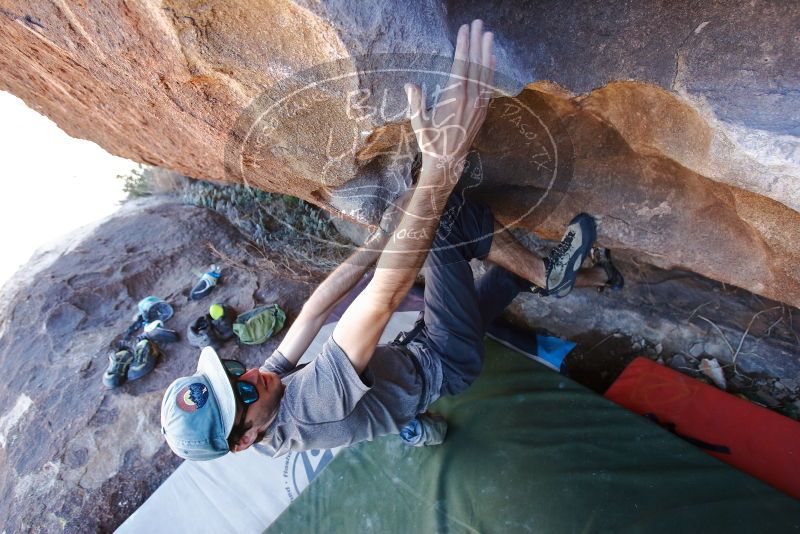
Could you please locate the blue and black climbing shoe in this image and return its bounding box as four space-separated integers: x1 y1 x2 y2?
590 247 624 292
128 339 161 381
542 213 597 298
138 296 174 323
190 265 221 301
103 345 133 388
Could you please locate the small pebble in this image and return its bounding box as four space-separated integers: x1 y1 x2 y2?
699 358 726 390
781 379 799 392
669 354 690 371
689 342 704 358
756 391 781 408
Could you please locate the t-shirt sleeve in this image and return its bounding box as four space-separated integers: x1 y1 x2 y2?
261 350 294 376
286 336 374 424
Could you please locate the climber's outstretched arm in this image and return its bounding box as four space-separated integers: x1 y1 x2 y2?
272 193 413 367
333 19 496 374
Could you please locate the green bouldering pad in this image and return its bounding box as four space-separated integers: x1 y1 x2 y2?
267 339 800 533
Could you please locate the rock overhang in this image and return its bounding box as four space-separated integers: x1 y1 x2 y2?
0 0 798 305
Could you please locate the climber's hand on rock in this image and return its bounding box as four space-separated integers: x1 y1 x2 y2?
405 19 496 183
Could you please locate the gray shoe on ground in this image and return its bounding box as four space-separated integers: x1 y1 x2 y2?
103 346 133 388
187 315 218 349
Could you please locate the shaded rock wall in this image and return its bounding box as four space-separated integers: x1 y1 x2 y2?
488 83 800 307
1 1 798 305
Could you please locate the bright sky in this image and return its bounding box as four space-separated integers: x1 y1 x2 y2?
0 91 133 288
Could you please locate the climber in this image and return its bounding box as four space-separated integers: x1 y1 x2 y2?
160 19 623 460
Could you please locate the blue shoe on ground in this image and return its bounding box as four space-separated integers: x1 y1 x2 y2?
190 265 221 301
137 296 174 323
542 213 597 298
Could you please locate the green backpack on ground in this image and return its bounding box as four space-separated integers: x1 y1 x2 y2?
233 304 286 345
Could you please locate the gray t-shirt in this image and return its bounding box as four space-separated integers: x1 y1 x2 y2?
256 337 442 456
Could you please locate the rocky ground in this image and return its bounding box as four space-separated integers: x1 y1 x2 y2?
0 197 326 533
484 231 800 415
0 184 798 532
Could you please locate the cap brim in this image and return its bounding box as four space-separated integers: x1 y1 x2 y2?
196 347 237 439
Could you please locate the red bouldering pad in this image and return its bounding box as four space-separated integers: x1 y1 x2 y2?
605 357 800 500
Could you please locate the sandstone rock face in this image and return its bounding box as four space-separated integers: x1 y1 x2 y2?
1 1 798 305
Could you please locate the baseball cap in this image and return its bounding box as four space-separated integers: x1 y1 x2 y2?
160 347 238 461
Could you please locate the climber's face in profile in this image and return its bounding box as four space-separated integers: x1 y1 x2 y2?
225 366 285 452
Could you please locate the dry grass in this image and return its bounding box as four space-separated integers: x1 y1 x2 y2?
207 240 326 283
183 178 355 280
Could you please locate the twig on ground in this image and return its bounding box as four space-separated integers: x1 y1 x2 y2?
750 293 765 308
765 316 784 337
686 301 711 322
789 308 800 346
716 361 756 384
695 314 735 357
732 306 782 368
583 332 618 356
207 242 256 273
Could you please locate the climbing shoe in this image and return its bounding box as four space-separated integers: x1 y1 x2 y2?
128 339 161 381
140 320 179 344
209 304 235 341
590 247 624 292
541 213 597 298
187 314 219 349
103 345 133 389
137 296 174 323
190 265 221 301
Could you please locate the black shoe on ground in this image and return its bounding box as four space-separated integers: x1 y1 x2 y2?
128 339 161 381
210 307 235 341
542 213 597 298
187 315 219 349
103 345 133 388
590 247 624 292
